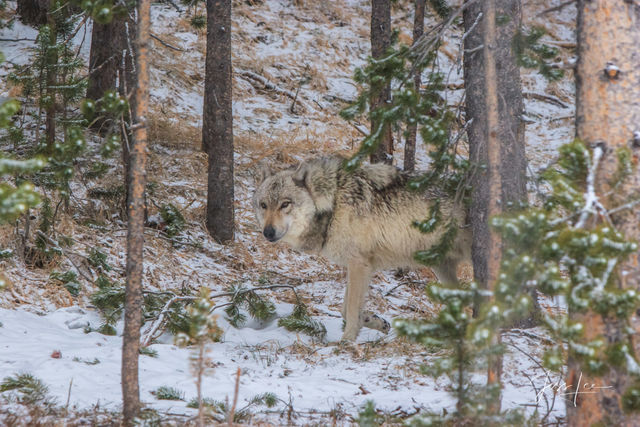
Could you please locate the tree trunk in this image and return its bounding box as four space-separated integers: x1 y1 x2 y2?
121 0 149 423
404 0 425 172
369 0 394 165
203 0 234 243
16 0 49 26
119 14 137 216
86 18 129 138
44 0 57 154
86 19 127 101
464 0 527 412
566 2 640 425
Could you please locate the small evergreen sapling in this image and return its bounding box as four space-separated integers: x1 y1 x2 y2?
175 288 223 427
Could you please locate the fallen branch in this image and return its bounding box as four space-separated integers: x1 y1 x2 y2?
0 37 35 42
504 328 554 346
537 0 576 16
523 92 570 108
150 33 184 51
36 230 94 283
238 70 309 111
161 0 183 12
348 121 369 137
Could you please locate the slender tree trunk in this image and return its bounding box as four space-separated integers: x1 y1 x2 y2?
45 0 57 154
464 0 527 412
203 0 234 243
120 14 138 216
197 343 204 427
121 0 149 423
369 0 394 165
566 2 640 425
404 0 425 172
477 0 502 411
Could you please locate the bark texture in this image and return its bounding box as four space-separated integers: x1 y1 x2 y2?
44 0 57 153
567 2 640 425
464 0 527 411
464 0 527 291
86 19 127 101
369 0 394 164
404 0 426 172
203 0 234 243
121 0 149 422
16 0 49 25
476 0 502 407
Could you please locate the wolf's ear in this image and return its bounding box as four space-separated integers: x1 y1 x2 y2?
253 161 273 186
292 159 336 213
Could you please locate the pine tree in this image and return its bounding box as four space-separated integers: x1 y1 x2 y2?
175 288 222 427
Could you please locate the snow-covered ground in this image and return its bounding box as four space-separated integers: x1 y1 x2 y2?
0 0 577 424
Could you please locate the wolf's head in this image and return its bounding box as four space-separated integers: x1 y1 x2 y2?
252 157 340 249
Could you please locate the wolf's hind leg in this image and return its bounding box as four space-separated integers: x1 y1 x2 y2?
341 259 372 341
361 311 390 333
431 257 459 285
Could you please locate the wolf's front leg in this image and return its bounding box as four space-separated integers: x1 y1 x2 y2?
341 259 373 341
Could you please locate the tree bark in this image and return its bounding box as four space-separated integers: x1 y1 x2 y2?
369 0 394 165
464 0 527 412
86 19 127 102
16 0 49 26
44 0 57 154
566 2 640 425
121 0 149 422
203 0 234 243
404 0 425 172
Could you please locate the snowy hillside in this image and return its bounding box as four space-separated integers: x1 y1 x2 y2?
0 0 577 424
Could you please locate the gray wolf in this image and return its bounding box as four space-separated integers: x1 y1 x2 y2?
253 156 472 341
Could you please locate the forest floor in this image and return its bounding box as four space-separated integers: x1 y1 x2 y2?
0 0 577 424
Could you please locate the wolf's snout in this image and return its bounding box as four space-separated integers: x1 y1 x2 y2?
263 225 277 242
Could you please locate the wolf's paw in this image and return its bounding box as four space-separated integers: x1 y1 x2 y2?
362 313 390 334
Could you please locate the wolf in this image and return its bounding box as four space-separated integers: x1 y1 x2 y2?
253 156 472 341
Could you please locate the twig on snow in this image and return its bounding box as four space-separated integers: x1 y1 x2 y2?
150 33 185 52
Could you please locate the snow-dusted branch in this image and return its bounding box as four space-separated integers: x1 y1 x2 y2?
140 284 300 347
575 143 604 229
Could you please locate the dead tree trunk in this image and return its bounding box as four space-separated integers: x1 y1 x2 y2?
369 0 394 164
566 1 640 425
404 0 426 172
203 0 234 243
121 0 149 422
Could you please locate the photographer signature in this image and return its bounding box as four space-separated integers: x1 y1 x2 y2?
536 372 613 407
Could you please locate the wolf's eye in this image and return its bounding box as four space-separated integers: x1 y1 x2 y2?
260 202 267 209
280 201 291 209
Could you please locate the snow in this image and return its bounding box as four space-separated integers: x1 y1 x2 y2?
0 305 565 422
